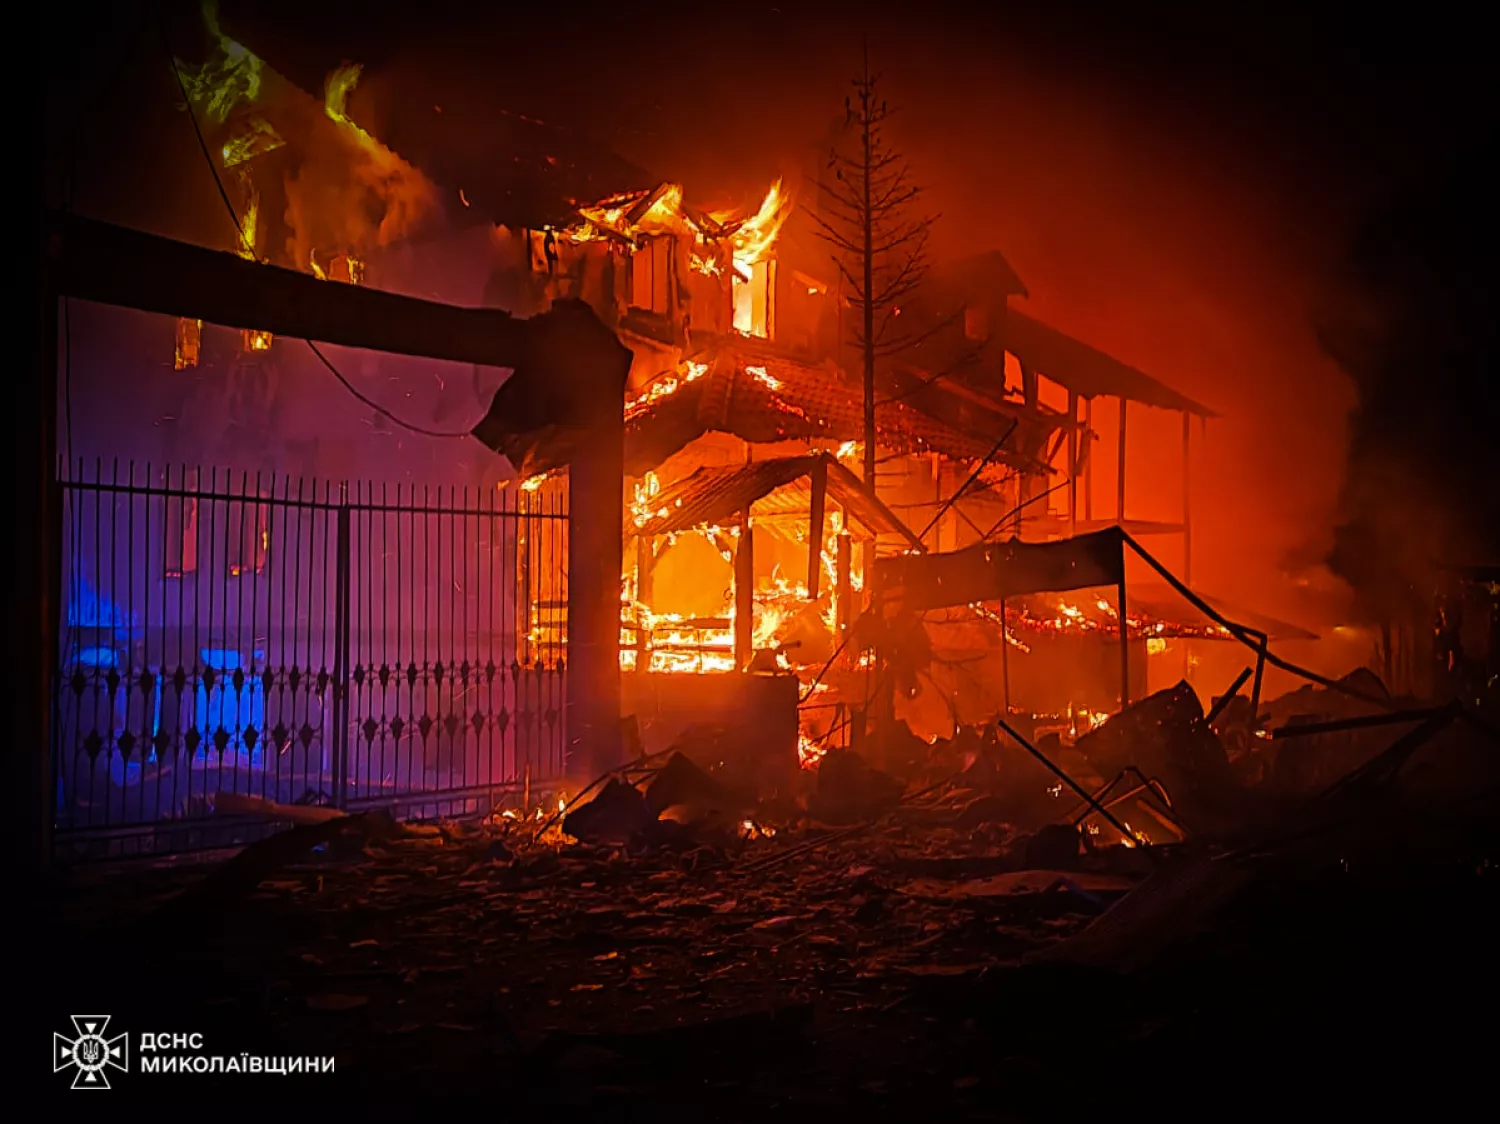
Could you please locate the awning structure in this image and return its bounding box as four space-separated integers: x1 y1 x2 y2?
999 310 1219 417
630 453 926 602
630 453 923 551
1128 585 1320 642
875 528 1127 612
873 529 1318 641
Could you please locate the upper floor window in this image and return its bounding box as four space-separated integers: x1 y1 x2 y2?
733 258 776 339
629 235 673 316
175 318 202 370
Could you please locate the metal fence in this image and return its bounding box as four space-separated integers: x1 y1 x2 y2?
52 461 569 860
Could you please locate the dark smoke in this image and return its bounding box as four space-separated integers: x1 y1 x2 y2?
1317 131 1500 624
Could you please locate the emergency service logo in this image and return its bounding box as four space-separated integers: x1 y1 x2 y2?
54 1015 128 1089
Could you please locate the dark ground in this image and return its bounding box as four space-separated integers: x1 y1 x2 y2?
35 757 1498 1117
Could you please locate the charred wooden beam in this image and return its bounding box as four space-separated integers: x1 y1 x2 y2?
1067 389 1079 540
835 530 853 637
1181 410 1193 586
1205 667 1254 724
735 512 754 669
807 456 828 599
1116 395 1128 522
1270 707 1450 740
45 209 527 367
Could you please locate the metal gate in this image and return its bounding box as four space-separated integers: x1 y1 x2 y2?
51 461 568 860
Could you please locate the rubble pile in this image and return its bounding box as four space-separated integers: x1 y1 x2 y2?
44 671 1499 1113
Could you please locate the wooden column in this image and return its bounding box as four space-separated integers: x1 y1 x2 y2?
1067 390 1079 539
634 534 653 670
999 598 1011 717
567 418 625 777
835 529 852 637
734 512 754 669
931 452 942 551
1181 411 1192 586
807 456 828 598
1018 359 1039 521
1116 396 1128 524
1118 576 1131 709
1181 411 1193 681
1084 397 1094 522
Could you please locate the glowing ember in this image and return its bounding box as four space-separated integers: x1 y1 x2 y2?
1070 707 1110 735
746 364 782 391
174 319 202 370
625 361 709 421
798 732 826 770
630 472 666 529
990 595 1235 644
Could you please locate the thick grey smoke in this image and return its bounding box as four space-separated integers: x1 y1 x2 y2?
1316 133 1500 622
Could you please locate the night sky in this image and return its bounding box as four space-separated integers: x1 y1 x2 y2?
45 0 1498 636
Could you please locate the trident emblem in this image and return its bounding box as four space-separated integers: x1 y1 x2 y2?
55 1016 128 1089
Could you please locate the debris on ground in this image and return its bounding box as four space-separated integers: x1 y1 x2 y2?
44 674 1500 1113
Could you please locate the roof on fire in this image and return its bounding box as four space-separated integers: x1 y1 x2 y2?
618 335 1061 479
629 453 924 548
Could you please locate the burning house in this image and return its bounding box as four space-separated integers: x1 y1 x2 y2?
477 177 1319 767
53 1 1318 855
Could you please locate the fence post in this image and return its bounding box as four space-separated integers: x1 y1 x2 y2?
331 488 351 809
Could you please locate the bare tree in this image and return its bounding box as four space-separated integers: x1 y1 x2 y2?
810 46 938 489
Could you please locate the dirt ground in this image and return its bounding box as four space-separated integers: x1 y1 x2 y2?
35 786 1498 1115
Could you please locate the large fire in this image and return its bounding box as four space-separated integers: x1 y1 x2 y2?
176 1 435 286
176 1 262 125
619 485 866 756
566 178 791 338
625 361 709 422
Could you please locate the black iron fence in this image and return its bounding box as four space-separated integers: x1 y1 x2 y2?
53 461 569 860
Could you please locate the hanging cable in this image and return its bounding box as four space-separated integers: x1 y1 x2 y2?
160 22 472 439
